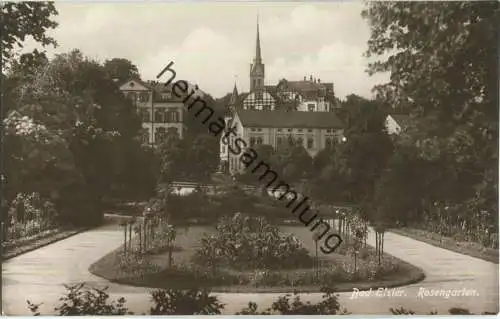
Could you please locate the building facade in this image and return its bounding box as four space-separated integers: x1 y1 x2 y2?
226 110 344 175
119 79 188 145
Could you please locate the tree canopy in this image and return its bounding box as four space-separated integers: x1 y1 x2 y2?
1 2 58 65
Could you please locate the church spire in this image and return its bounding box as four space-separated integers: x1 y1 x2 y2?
229 82 238 106
255 15 262 64
250 15 264 92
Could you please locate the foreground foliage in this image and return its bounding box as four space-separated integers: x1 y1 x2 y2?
28 283 493 315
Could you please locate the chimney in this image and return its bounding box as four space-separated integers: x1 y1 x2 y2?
303 76 306 81
309 75 313 81
318 78 321 83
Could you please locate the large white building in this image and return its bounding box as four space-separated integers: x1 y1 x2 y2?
119 79 203 144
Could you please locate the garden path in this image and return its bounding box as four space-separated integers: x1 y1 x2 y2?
2 222 498 315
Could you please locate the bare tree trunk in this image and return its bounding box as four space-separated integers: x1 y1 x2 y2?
128 223 132 252
138 225 142 254
381 232 385 256
354 254 357 273
124 226 127 255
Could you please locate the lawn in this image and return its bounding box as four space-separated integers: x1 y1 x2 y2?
90 223 424 293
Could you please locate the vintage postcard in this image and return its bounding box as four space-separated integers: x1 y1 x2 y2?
2 1 498 316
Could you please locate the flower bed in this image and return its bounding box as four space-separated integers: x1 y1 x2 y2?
90 215 424 292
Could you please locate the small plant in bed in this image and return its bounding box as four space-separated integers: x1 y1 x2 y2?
192 213 313 272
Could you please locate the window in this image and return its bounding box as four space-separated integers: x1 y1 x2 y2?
167 110 179 123
308 129 313 133
263 104 271 111
325 137 333 148
255 91 263 100
257 137 263 145
139 93 149 102
127 92 137 101
307 138 314 149
161 92 171 100
250 137 256 146
277 129 282 132
141 109 151 122
155 127 167 144
297 137 304 147
251 128 256 132
288 129 292 132
326 129 332 133
142 128 150 144
308 104 315 112
276 137 283 147
257 128 262 132
298 129 303 133
167 127 179 137
155 108 166 123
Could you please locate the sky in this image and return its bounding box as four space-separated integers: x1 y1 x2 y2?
21 2 390 99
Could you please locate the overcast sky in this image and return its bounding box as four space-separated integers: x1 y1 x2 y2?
22 2 389 99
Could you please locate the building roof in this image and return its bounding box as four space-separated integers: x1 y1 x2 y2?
236 110 343 129
275 78 335 99
390 114 411 128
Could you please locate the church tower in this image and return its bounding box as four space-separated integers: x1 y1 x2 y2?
250 17 265 92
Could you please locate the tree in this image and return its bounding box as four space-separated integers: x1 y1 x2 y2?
103 58 140 84
363 2 499 242
273 137 312 183
185 134 219 182
157 131 186 183
4 49 145 226
1 2 58 65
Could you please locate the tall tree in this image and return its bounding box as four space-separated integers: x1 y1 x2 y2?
5 49 145 225
1 2 58 65
363 2 499 236
103 58 140 83
157 131 186 183
185 134 219 182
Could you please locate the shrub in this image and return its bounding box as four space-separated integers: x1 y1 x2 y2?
193 213 312 270
236 287 350 315
149 288 225 315
7 193 58 240
117 251 161 279
27 283 131 315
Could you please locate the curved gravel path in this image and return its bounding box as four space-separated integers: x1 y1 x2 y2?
2 223 498 315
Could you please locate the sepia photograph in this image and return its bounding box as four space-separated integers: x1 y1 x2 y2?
1 1 499 316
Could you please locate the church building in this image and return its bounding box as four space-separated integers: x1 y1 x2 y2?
219 19 345 175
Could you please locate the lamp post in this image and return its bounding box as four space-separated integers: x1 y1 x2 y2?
150 81 157 146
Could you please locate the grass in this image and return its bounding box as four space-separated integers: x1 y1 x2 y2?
390 227 499 264
90 224 425 292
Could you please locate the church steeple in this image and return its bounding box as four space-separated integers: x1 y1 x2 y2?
255 16 262 64
250 15 265 92
229 82 238 106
